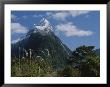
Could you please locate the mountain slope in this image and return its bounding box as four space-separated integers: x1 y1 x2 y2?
11 18 72 69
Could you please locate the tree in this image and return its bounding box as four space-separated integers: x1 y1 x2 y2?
69 45 96 63
68 45 100 77
80 56 100 76
57 65 81 77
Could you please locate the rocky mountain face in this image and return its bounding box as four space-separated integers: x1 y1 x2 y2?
11 18 72 69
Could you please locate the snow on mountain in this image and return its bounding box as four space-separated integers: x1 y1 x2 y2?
11 35 30 44
11 18 72 69
11 38 20 44
34 18 52 33
12 18 53 44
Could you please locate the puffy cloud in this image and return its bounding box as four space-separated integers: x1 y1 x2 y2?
22 15 27 19
11 23 28 33
46 12 53 16
33 14 38 18
69 11 90 17
33 14 43 18
11 14 18 20
56 22 93 37
46 11 91 21
52 12 69 21
46 11 69 21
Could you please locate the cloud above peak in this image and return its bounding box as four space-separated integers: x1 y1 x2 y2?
56 22 93 37
52 12 69 21
11 23 28 34
69 11 90 17
11 14 19 20
46 10 91 21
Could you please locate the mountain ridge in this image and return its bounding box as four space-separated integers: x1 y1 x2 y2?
11 18 72 69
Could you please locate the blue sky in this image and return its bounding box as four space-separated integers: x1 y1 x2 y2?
11 11 100 50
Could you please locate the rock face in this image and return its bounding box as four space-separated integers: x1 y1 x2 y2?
11 18 72 69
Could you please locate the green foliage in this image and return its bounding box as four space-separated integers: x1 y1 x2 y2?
11 45 100 77
71 45 96 60
57 65 80 77
68 45 100 77
11 58 57 77
80 56 100 77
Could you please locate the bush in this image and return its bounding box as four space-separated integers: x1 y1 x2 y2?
57 65 80 77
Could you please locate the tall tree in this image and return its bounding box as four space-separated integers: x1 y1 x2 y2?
69 45 100 77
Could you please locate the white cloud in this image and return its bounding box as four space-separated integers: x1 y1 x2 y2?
11 14 18 20
69 11 90 17
11 14 16 19
46 11 91 21
56 22 93 37
46 12 53 16
22 15 27 19
11 23 28 33
33 14 39 18
53 12 69 21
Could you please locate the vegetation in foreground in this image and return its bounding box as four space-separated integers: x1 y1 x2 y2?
11 45 100 77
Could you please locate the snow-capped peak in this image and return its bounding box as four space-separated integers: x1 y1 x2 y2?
34 18 52 33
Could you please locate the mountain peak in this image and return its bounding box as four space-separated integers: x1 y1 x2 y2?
11 18 72 69
34 18 52 33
